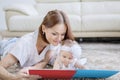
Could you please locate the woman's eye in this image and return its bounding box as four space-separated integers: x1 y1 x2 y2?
52 33 57 35
61 34 65 37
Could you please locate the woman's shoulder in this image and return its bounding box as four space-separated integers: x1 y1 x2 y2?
21 30 38 42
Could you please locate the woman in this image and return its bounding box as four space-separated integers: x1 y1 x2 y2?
0 10 74 80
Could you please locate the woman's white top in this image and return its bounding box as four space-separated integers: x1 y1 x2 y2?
5 30 83 68
9 30 60 67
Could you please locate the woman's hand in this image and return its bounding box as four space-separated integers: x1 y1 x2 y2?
14 73 40 80
0 66 41 80
16 67 41 80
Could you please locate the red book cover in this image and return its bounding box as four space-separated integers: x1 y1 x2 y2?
29 69 76 79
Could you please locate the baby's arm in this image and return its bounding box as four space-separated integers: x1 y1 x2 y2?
20 50 53 72
19 51 53 79
74 62 86 69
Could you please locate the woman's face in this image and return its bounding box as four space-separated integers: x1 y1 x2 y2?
43 24 67 46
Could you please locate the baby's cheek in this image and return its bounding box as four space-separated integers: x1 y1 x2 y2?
62 59 66 64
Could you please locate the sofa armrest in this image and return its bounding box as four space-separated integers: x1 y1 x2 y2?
3 4 39 31
4 4 39 16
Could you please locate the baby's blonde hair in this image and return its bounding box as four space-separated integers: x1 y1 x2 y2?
61 39 81 59
62 39 77 47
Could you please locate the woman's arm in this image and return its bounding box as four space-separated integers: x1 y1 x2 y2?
20 50 53 72
33 50 53 69
0 54 19 80
18 60 48 80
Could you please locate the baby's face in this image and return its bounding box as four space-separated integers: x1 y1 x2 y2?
60 50 73 66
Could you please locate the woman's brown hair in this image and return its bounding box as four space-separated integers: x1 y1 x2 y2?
39 10 74 43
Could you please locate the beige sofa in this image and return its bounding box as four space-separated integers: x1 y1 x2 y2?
1 0 120 39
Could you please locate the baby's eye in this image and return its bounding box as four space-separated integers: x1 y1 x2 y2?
69 58 73 60
63 56 66 58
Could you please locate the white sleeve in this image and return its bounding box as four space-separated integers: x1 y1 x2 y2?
9 38 30 67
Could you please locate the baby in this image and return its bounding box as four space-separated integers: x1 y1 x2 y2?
48 39 87 70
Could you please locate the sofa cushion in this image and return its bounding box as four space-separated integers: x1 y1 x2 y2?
35 0 80 3
81 1 120 32
35 2 81 16
82 15 120 31
8 16 43 31
82 0 120 2
35 2 81 32
69 15 81 32
82 1 120 15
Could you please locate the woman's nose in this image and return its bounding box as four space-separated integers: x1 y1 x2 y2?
57 35 62 42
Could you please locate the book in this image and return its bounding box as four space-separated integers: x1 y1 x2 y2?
29 69 119 79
